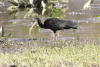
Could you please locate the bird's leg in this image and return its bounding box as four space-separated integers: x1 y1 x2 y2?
55 33 57 41
55 29 64 41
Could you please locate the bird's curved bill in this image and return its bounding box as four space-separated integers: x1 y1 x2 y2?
29 20 38 36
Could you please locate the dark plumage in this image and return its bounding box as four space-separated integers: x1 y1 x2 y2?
29 18 78 41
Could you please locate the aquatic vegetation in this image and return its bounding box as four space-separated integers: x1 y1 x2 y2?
82 0 94 10
7 6 18 11
7 0 69 11
0 26 11 43
8 0 47 8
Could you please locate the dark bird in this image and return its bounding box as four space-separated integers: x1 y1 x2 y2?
29 18 78 41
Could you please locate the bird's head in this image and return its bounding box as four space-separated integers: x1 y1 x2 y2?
31 18 41 25
35 18 41 23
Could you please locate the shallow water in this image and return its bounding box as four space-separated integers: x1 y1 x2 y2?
0 0 100 52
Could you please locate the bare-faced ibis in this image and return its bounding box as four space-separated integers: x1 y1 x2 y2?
29 18 78 41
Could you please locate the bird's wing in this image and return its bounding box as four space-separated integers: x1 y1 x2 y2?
56 20 67 28
50 19 61 28
45 18 64 29
58 20 77 28
65 20 78 28
49 19 68 28
44 18 77 30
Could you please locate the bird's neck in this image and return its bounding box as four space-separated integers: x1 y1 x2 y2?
37 19 44 28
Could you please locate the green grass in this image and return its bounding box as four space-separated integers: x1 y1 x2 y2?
0 40 100 67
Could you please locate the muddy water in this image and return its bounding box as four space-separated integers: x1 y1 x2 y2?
0 0 100 52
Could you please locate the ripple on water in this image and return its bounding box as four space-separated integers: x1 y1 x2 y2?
91 7 100 8
91 4 100 5
75 20 88 23
65 12 85 15
74 17 100 23
96 0 100 1
88 18 100 23
8 19 25 22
